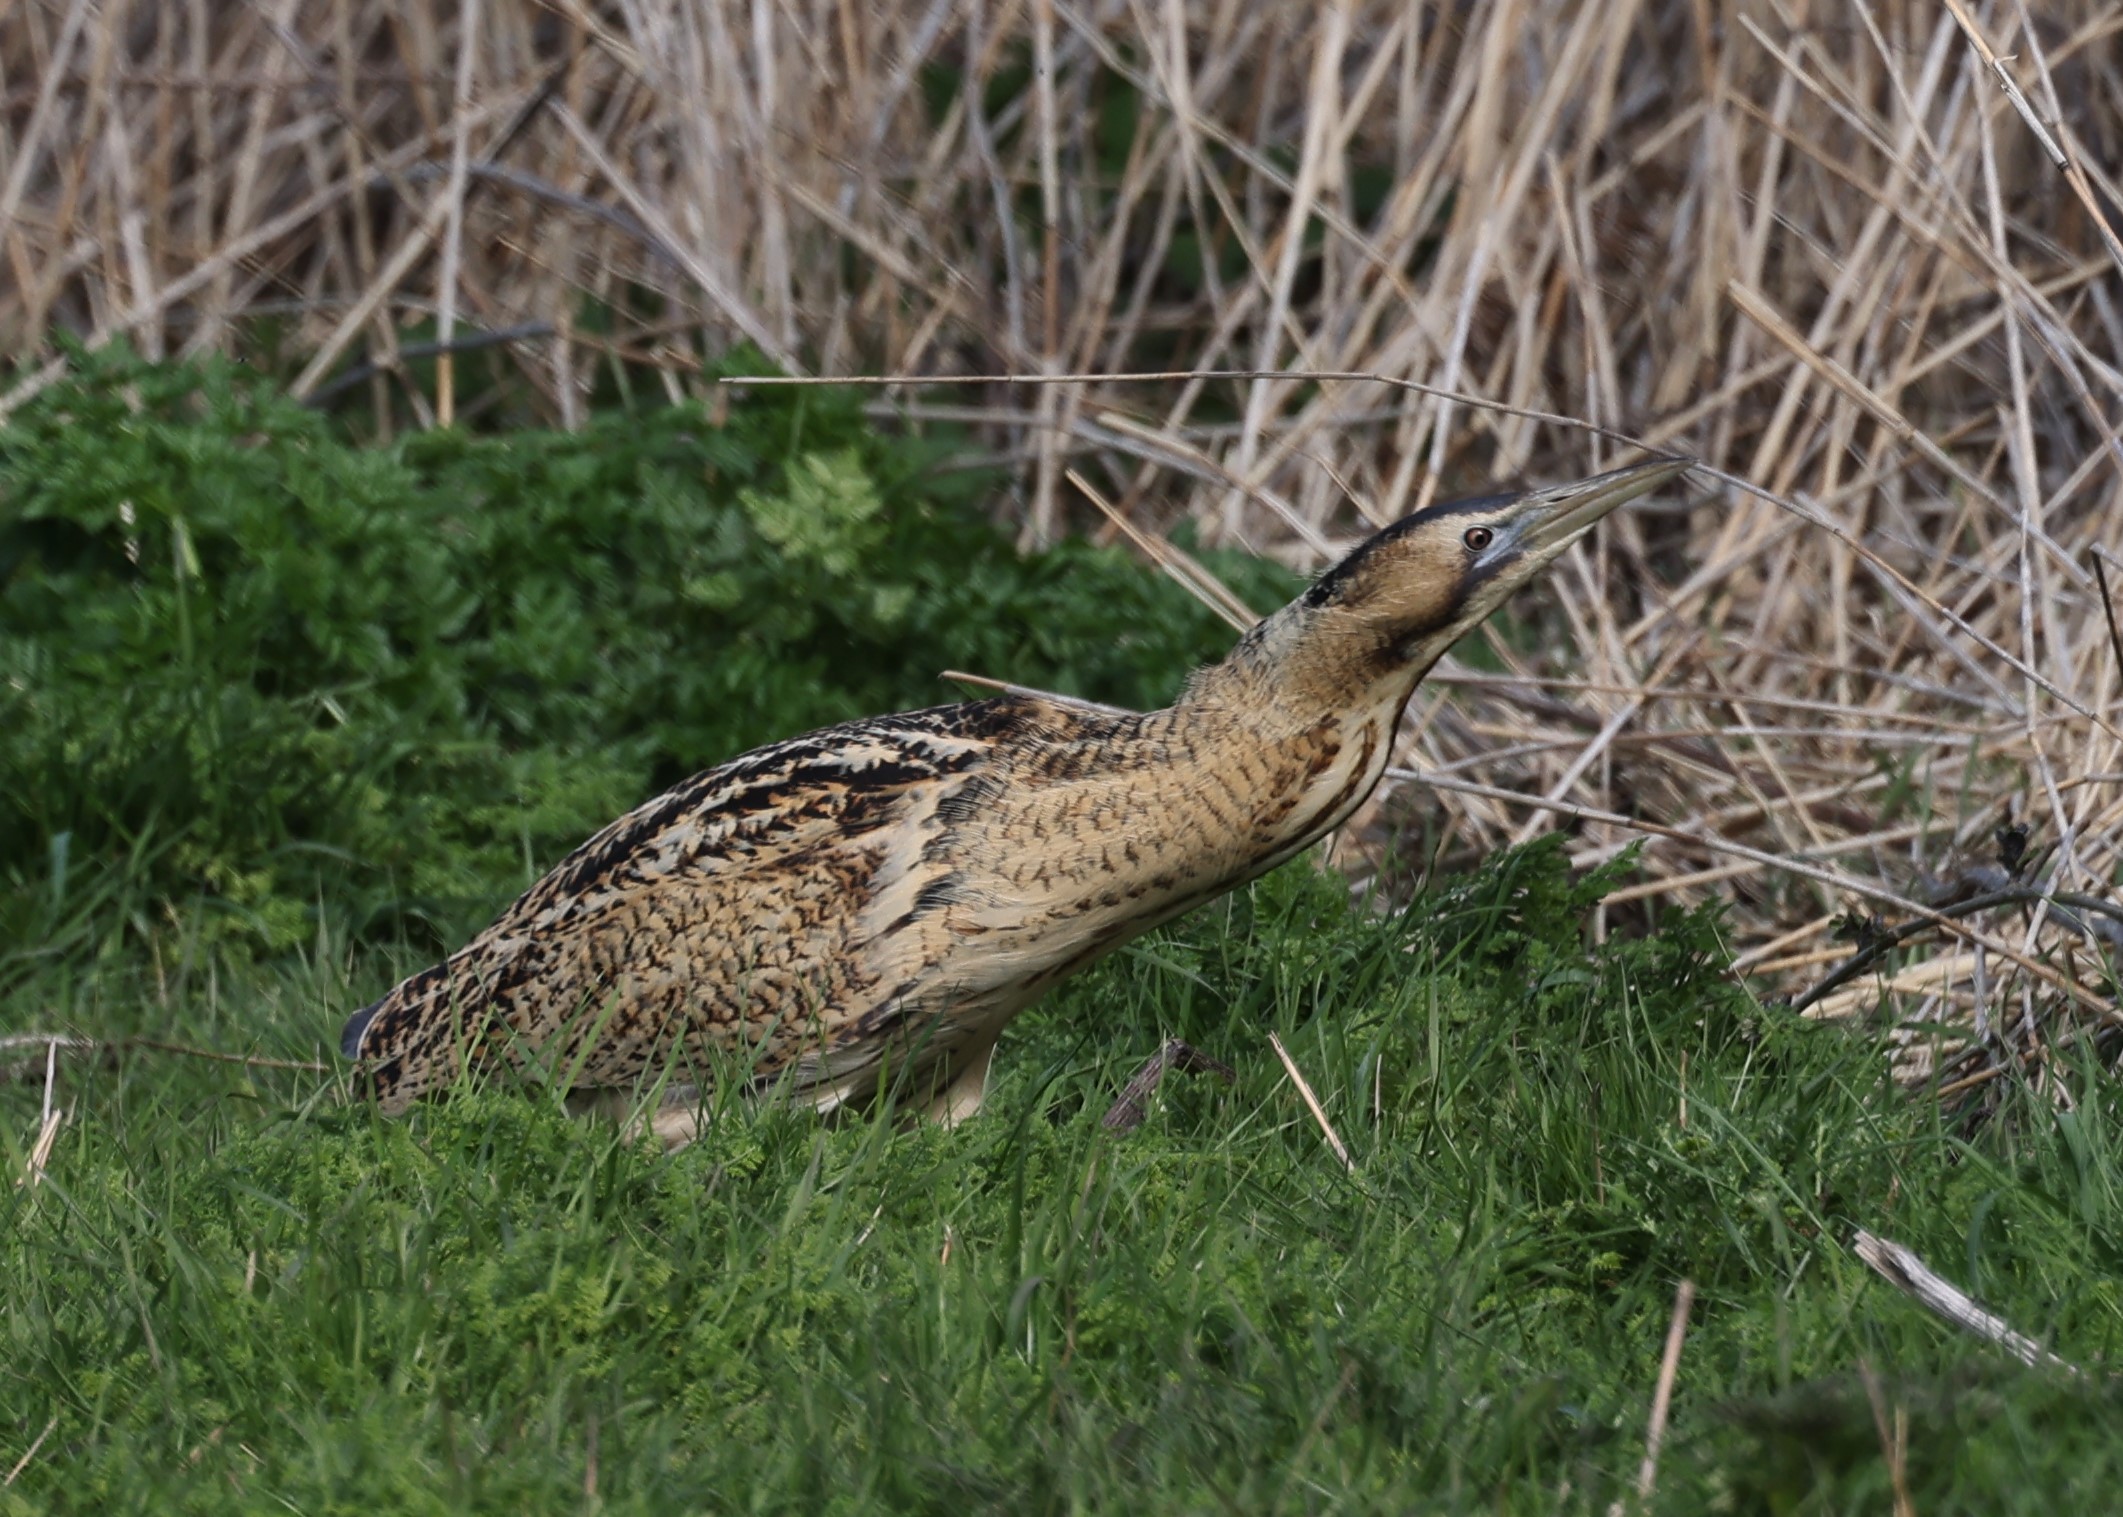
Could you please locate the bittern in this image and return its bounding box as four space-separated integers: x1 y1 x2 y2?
343 456 1690 1145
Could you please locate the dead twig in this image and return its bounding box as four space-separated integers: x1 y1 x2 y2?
938 670 1133 717
1853 1229 2083 1376
2094 551 2123 685
1856 1359 1917 1517
18 1040 63 1190
1790 883 2123 1016
721 367 1683 460
1100 1038 1237 1133
0 1034 331 1085
303 321 557 406
3 1416 59 1488
1268 1031 1354 1173
1610 1278 1695 1517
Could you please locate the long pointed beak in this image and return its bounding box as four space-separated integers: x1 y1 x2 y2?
1522 456 1694 552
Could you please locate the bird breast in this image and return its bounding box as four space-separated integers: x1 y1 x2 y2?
902 700 1392 1015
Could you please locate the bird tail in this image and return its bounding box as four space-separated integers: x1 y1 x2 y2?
340 997 384 1060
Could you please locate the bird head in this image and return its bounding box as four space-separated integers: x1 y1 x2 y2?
1206 456 1693 717
1304 456 1692 661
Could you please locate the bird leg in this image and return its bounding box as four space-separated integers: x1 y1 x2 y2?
584 1038 1005 1152
583 1025 1217 1148
566 1083 709 1152
1100 1039 1237 1132
918 1034 999 1128
642 1088 710 1151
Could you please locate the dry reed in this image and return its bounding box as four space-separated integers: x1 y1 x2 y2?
4 0 2121 1100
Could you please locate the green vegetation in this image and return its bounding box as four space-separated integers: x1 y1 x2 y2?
4 362 2119 1512
0 351 1290 967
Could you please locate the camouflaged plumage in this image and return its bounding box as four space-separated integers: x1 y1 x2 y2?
342 458 1689 1142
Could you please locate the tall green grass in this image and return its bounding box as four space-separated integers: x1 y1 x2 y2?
7 855 2120 1513
3 360 2118 1512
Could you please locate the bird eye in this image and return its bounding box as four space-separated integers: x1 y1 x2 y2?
1463 526 1494 551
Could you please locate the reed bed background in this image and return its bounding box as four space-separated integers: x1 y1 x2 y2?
5 0 2122 1095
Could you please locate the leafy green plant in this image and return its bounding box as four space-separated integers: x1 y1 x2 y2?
0 350 1295 969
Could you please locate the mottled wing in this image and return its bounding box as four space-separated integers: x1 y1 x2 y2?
343 698 1045 1114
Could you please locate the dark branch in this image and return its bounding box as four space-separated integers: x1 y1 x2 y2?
2095 550 2123 688
303 321 556 407
1790 884 2123 1016
1101 1038 1237 1132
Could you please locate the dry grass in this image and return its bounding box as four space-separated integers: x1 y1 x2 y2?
4 0 2122 1096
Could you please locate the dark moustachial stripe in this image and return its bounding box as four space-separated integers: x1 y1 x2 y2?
1302 487 1523 609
